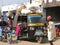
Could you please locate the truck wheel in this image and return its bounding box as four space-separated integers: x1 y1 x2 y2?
0 37 2 41
37 37 42 43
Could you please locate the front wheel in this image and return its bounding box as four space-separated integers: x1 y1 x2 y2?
36 37 42 43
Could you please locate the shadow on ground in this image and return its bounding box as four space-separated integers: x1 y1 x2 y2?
19 37 49 44
19 37 60 44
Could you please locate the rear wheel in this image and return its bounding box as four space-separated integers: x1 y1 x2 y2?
0 37 2 41
36 37 42 43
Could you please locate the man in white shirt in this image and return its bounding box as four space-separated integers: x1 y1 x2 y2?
47 16 56 45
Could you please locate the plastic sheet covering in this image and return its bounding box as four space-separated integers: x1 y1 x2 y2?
16 5 26 15
34 29 43 36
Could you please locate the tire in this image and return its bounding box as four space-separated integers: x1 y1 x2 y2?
37 37 42 43
0 37 2 41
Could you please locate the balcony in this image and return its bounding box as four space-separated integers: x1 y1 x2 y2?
43 0 60 8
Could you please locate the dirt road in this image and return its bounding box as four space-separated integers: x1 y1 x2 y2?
0 37 60 45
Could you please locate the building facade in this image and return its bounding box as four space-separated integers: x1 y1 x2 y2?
42 0 60 22
43 0 60 8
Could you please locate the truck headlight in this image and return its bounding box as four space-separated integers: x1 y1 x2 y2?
30 27 34 30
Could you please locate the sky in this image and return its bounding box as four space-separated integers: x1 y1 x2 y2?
0 0 29 9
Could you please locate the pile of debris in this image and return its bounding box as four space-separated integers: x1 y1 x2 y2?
16 1 43 15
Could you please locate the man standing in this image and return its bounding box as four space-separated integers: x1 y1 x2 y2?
47 16 56 45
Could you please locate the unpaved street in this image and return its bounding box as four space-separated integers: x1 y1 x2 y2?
0 37 60 45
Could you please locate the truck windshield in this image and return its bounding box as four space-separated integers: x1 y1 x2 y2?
28 16 42 23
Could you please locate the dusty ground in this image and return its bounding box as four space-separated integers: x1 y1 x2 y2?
0 37 60 45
